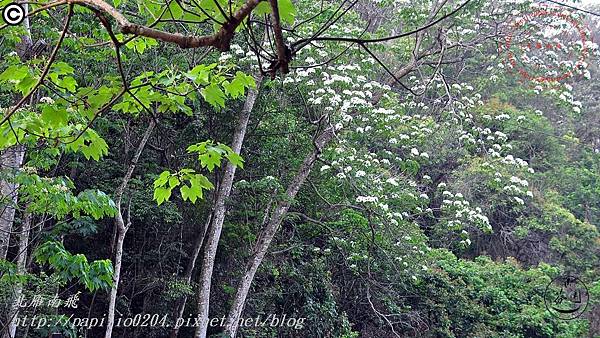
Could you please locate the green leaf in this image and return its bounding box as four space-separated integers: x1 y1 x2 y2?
70 130 109 161
180 173 214 203
278 0 297 24
182 173 214 203
34 241 113 291
187 141 208 154
197 0 228 26
201 84 226 109
166 0 184 19
186 181 202 203
182 9 206 22
0 65 29 83
154 171 171 188
168 175 180 189
135 40 147 54
88 86 114 110
186 64 216 84
193 174 214 190
254 0 296 24
226 151 244 169
180 184 192 202
254 2 272 16
223 72 255 98
52 62 75 75
199 149 222 172
16 75 37 95
60 76 78 93
153 187 172 205
41 106 68 127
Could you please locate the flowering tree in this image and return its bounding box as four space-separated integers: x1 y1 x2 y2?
1 0 599 337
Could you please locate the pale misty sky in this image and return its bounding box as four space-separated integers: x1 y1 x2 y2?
548 0 600 9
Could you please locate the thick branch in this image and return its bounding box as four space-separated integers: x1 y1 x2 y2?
268 0 290 74
73 0 263 50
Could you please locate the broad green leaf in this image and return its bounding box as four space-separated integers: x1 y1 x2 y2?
199 150 222 171
278 0 297 24
254 2 272 16
180 184 192 201
197 0 228 26
254 0 296 24
182 10 206 23
226 152 244 168
88 86 114 110
41 106 68 127
185 181 203 203
201 84 226 109
169 176 180 189
193 174 214 190
52 62 75 75
154 171 171 188
166 0 184 19
0 65 29 83
71 130 109 161
223 72 255 98
16 75 37 95
186 64 216 84
153 186 172 205
60 76 78 93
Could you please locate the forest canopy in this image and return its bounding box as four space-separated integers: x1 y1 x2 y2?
1 0 599 337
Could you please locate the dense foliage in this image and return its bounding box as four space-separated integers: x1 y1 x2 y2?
1 0 599 337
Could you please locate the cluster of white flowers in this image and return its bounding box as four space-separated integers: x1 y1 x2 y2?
501 173 534 205
440 189 492 233
509 175 529 186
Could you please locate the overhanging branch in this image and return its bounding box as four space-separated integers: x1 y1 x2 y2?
39 0 264 51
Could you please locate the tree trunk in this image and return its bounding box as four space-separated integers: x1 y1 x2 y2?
193 76 262 338
106 221 125 338
224 127 334 337
2 212 31 338
0 146 25 260
105 120 155 338
1 5 33 333
0 0 33 261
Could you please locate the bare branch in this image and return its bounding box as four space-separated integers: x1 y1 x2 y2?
292 0 471 49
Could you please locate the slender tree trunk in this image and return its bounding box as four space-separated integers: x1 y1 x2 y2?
0 147 25 260
224 127 334 337
2 212 31 338
106 217 126 338
1 5 32 333
105 120 155 338
0 0 32 261
194 76 262 338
